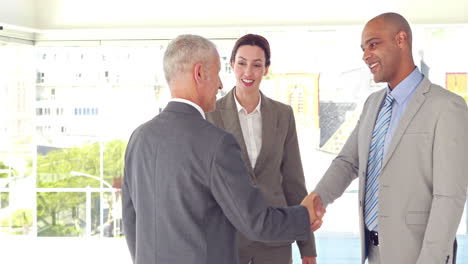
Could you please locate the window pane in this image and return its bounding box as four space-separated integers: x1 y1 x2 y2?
0 43 36 236
37 191 85 237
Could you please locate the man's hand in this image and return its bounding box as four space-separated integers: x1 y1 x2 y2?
313 193 325 220
302 256 316 264
301 192 326 231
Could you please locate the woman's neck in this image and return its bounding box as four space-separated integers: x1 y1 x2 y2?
235 88 260 114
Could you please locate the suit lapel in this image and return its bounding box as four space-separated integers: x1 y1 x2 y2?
254 93 277 174
382 78 430 169
219 88 253 171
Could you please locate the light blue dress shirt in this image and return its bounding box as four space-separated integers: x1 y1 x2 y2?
383 67 424 158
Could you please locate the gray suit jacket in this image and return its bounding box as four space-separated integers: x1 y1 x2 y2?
206 88 316 257
314 77 468 264
122 101 311 264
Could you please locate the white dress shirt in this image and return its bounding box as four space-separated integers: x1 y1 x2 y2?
234 94 262 168
383 67 423 158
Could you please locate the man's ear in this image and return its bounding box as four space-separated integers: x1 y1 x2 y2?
395 31 408 48
193 62 203 85
264 66 269 76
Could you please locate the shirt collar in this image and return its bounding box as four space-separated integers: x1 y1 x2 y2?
234 93 262 114
387 67 424 105
170 98 205 119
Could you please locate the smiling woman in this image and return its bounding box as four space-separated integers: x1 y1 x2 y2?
206 34 318 264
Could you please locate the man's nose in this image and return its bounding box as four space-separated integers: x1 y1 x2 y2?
362 49 371 62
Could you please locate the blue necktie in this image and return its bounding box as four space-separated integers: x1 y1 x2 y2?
364 93 395 231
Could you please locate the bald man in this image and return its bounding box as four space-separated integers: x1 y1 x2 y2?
312 13 468 264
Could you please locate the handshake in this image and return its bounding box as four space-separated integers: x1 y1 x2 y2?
301 192 326 232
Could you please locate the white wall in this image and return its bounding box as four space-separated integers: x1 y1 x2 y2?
3 0 468 31
0 0 36 29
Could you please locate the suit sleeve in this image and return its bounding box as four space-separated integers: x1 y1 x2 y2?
280 106 317 257
416 97 468 264
210 133 312 242
122 146 137 262
122 129 155 263
313 99 365 207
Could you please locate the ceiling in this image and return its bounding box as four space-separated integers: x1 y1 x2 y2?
2 0 468 32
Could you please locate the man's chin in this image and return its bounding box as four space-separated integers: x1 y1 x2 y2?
372 75 384 84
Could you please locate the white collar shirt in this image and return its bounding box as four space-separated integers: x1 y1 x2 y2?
234 94 262 168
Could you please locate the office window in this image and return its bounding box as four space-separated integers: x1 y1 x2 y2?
1 25 467 264
0 43 36 237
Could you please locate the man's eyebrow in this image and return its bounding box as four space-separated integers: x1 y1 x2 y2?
361 37 379 50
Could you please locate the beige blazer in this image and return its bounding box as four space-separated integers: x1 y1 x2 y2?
206 88 316 258
315 77 468 264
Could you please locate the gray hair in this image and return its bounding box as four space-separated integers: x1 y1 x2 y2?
163 34 217 84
